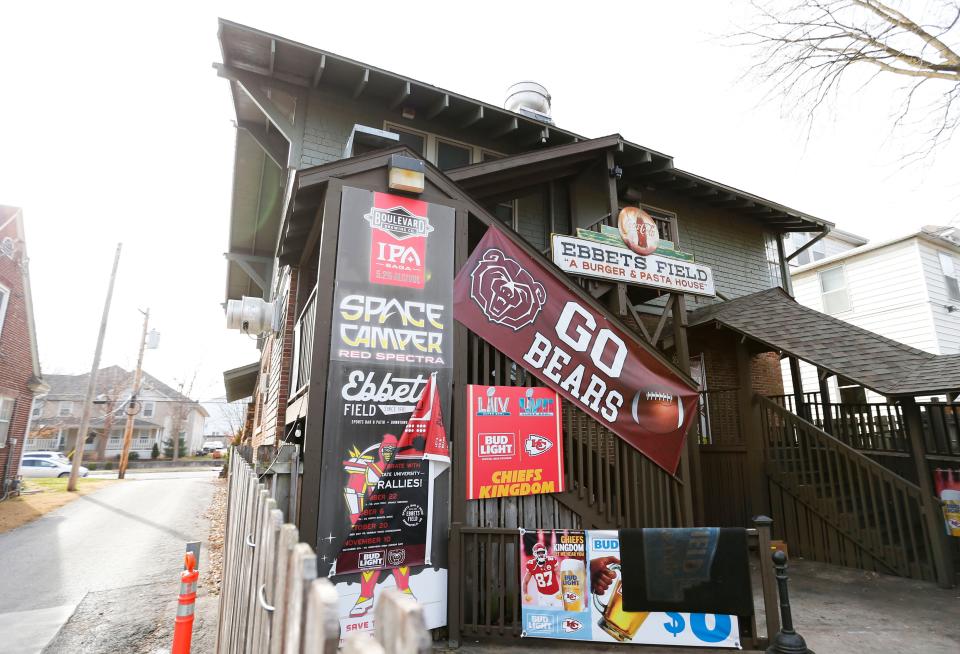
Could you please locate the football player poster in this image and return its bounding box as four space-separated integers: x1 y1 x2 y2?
315 186 454 637
520 529 592 640
521 529 740 647
466 385 564 500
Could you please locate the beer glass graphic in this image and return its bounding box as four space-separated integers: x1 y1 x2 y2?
560 559 586 612
592 562 649 641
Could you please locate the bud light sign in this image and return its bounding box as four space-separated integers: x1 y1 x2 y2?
467 385 564 500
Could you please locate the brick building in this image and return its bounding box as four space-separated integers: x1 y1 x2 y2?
0 206 47 497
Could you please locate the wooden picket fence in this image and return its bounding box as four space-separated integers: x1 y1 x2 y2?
216 449 431 653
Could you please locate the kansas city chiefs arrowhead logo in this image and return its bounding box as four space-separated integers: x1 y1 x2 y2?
524 434 553 457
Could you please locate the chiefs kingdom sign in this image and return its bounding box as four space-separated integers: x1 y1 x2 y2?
453 227 699 474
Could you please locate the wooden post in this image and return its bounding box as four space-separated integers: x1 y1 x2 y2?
448 208 470 646
900 397 955 588
753 515 780 644
788 357 806 421
298 180 343 547
817 370 833 435
738 342 770 518
672 294 702 526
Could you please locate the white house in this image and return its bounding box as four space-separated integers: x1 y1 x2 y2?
784 225 960 402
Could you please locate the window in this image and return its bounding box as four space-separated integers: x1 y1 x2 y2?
0 397 13 447
765 233 783 288
31 402 42 419
142 401 156 418
938 252 960 301
385 125 426 156
384 122 504 168
436 139 471 171
58 401 73 417
819 266 851 314
790 233 826 266
0 283 9 339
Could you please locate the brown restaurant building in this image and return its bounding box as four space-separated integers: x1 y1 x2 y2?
215 19 959 646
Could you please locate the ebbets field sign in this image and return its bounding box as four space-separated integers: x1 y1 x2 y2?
467 385 564 500
454 228 699 474
552 234 715 297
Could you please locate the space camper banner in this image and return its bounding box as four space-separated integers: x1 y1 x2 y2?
453 227 698 474
314 186 454 636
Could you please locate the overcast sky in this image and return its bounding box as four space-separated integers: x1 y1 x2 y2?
1 1 957 401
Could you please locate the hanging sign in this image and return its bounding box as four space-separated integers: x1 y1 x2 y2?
551 234 715 297
934 469 960 536
317 187 454 636
466 385 564 500
519 529 740 648
454 227 699 474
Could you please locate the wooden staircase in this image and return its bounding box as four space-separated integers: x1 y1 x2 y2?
758 396 942 583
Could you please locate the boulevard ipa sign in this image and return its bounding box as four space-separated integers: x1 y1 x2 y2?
454 227 699 474
317 187 454 636
466 385 564 500
520 529 740 648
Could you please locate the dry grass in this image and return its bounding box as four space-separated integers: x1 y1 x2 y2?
201 478 227 595
0 477 115 534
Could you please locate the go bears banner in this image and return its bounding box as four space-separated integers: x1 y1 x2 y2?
519 529 740 648
454 227 699 474
466 385 564 500
316 187 454 636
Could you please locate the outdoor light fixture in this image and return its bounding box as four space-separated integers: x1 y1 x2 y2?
388 153 426 194
609 165 623 180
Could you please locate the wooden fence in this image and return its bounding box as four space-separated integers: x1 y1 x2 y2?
217 450 431 653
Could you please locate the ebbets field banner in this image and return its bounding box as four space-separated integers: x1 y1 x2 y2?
466 385 564 500
333 373 450 575
454 227 699 474
520 529 739 648
317 187 453 636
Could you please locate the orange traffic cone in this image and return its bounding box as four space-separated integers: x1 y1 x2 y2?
172 552 198 654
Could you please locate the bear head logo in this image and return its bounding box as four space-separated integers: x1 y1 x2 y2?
469 248 546 331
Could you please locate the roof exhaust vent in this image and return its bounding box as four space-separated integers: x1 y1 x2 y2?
504 82 553 125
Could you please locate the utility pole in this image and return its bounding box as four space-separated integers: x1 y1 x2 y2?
68 243 122 492
118 308 150 479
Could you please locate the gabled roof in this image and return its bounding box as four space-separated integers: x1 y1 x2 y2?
0 206 44 389
448 135 832 233
42 365 209 415
689 287 960 396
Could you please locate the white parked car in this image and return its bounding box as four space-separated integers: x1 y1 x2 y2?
23 451 71 465
21 458 88 478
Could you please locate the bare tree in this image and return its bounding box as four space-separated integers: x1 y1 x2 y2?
93 376 128 462
736 0 960 159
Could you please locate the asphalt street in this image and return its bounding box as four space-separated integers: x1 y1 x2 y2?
0 470 217 653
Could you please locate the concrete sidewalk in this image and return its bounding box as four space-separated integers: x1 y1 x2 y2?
443 559 959 653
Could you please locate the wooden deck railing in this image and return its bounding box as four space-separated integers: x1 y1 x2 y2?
465 331 686 530
770 395 960 460
290 286 317 397
758 396 941 583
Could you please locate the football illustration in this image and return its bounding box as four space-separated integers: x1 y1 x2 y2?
618 206 659 256
631 389 684 434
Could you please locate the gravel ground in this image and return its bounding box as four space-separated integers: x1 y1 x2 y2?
201 479 227 597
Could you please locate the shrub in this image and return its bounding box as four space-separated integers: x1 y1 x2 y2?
104 461 114 470
151 443 160 460
129 451 140 461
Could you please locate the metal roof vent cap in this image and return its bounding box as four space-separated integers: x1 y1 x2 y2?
504 81 553 124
